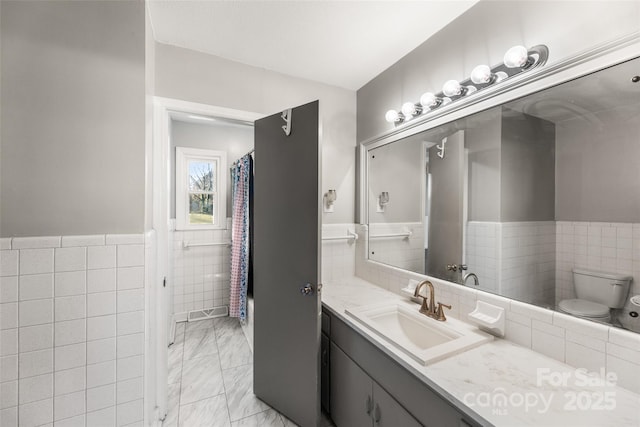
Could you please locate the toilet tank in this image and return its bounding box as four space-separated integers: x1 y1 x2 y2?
573 268 632 308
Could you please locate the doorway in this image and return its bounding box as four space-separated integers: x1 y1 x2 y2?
151 98 328 427
152 98 263 424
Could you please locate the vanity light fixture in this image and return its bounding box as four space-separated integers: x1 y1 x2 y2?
442 79 476 98
385 109 404 124
384 44 549 126
470 64 507 85
419 92 443 110
324 189 337 213
401 102 422 118
503 45 534 69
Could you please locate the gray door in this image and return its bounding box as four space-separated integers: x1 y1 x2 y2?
254 101 321 427
427 131 464 282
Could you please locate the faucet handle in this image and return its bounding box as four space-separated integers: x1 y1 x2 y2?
435 302 452 321
417 295 430 314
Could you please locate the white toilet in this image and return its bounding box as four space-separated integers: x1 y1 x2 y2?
558 268 632 323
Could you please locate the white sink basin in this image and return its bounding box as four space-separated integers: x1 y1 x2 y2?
346 302 492 365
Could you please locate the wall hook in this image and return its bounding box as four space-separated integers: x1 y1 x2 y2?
436 137 447 159
281 108 292 136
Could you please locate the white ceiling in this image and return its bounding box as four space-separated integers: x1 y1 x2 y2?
147 0 478 91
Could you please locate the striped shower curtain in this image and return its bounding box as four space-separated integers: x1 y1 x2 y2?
229 154 251 322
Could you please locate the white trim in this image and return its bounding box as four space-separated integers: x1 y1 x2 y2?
154 97 263 123
149 97 263 425
175 147 227 230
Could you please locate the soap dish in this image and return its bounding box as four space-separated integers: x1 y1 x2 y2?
469 301 505 337
401 279 421 302
630 295 640 307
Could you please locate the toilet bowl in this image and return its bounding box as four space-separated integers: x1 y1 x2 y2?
558 268 632 323
558 298 611 322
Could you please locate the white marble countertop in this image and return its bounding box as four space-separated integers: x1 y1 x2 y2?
322 276 640 427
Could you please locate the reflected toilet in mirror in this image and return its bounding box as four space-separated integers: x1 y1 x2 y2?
558 269 632 324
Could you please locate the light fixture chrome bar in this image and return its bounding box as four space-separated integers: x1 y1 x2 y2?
385 44 549 125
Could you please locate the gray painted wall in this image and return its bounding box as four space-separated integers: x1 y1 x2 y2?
500 110 555 222
368 138 423 223
466 109 502 222
145 3 156 231
357 1 640 143
556 111 640 222
170 119 254 218
155 43 357 224
1 1 145 237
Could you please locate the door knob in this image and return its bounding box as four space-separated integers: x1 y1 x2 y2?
300 283 314 296
447 263 468 272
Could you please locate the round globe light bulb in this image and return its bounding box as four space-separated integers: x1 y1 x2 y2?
385 109 400 123
470 64 493 84
401 102 417 117
420 92 438 108
504 45 529 68
442 80 463 97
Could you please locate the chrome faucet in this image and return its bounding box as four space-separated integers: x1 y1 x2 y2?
463 273 479 287
413 280 451 321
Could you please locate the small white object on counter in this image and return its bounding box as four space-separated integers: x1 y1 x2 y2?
400 279 420 300
630 295 640 307
468 300 506 337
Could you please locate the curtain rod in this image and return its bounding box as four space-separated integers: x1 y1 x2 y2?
232 149 255 166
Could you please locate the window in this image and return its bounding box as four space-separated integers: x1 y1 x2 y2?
176 147 227 230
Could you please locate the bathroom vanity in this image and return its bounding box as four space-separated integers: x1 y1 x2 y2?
321 277 640 427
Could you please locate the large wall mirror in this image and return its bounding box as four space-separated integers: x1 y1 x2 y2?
365 55 640 333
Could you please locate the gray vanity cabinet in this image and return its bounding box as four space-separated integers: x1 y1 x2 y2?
372 382 423 427
330 342 421 427
324 308 487 427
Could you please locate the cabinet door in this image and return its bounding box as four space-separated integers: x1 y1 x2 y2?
330 343 373 427
373 382 422 427
321 332 330 413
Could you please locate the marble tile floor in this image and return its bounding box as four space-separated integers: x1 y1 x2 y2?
163 317 334 427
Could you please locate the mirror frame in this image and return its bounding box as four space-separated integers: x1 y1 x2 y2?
357 32 639 286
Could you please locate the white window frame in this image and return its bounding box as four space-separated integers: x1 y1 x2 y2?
175 147 227 230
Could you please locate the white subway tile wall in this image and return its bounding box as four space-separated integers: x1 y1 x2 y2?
321 224 357 282
171 226 231 316
351 223 640 395
556 222 640 329
367 223 424 273
0 234 145 427
465 222 500 293
500 222 556 307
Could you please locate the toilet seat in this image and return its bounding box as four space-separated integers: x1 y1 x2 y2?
558 299 610 319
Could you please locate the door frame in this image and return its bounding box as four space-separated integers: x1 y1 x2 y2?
148 97 262 423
